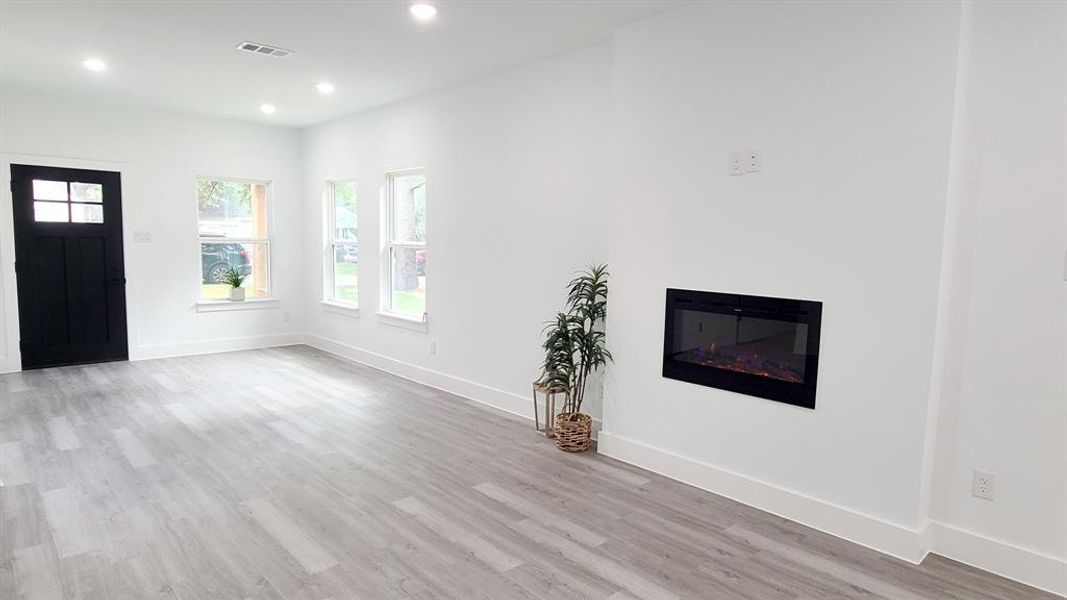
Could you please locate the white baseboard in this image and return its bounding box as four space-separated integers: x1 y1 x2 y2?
304 333 603 439
597 430 928 563
306 333 532 420
597 431 1066 596
928 521 1066 597
0 332 303 372
130 332 304 361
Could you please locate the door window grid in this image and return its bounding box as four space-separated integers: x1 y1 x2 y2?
31 179 104 223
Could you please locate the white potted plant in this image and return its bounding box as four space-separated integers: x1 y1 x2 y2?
225 266 247 301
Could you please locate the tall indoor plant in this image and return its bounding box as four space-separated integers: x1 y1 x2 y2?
541 264 612 452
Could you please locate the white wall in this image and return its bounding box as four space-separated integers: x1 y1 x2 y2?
0 90 305 371
300 45 611 421
293 2 1067 591
0 1 1062 593
599 0 962 560
928 1 1066 593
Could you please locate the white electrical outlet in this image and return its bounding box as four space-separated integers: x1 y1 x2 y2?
429 341 437 355
972 470 995 500
729 152 745 176
133 231 153 243
747 150 761 173
282 312 291 323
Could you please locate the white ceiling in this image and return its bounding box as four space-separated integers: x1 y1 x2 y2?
0 0 682 127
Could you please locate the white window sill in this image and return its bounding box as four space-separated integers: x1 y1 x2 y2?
197 298 280 313
376 311 428 332
320 300 359 318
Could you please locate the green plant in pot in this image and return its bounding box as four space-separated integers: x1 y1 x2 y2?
225 266 247 301
541 263 612 452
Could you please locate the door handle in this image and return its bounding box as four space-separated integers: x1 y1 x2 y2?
107 277 126 285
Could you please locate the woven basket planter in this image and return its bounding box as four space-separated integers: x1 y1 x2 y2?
554 412 592 453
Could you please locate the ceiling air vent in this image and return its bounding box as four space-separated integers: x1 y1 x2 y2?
236 41 293 59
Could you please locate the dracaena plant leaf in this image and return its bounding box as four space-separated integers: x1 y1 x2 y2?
540 263 612 415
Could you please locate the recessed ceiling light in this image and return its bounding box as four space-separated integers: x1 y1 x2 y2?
260 103 277 115
410 3 437 21
82 58 107 72
315 81 335 95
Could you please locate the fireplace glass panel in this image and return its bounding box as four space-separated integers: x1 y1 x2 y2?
669 310 809 384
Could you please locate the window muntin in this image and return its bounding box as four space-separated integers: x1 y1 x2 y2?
324 180 359 306
196 178 272 300
382 170 426 320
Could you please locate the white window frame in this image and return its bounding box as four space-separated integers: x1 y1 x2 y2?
194 176 275 307
322 179 359 312
379 168 427 329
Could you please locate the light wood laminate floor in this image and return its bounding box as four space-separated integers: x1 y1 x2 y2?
0 346 1055 599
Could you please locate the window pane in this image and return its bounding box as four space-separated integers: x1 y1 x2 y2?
333 181 357 241
390 173 425 242
34 201 69 222
196 179 268 238
70 182 103 203
332 243 358 305
33 180 67 201
390 247 425 317
71 203 103 223
200 242 270 300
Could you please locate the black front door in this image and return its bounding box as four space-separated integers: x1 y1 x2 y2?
10 164 128 369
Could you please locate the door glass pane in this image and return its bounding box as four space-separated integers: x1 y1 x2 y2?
390 247 425 317
34 201 69 222
33 180 68 201
333 182 357 240
332 243 358 304
390 173 425 242
196 179 268 238
200 242 270 300
71 203 104 223
70 182 103 203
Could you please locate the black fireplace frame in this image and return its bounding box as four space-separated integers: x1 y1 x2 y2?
662 289 822 409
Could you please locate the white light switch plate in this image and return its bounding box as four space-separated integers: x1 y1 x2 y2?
729 152 745 176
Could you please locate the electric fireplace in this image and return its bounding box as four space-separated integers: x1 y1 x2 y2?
662 289 822 408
